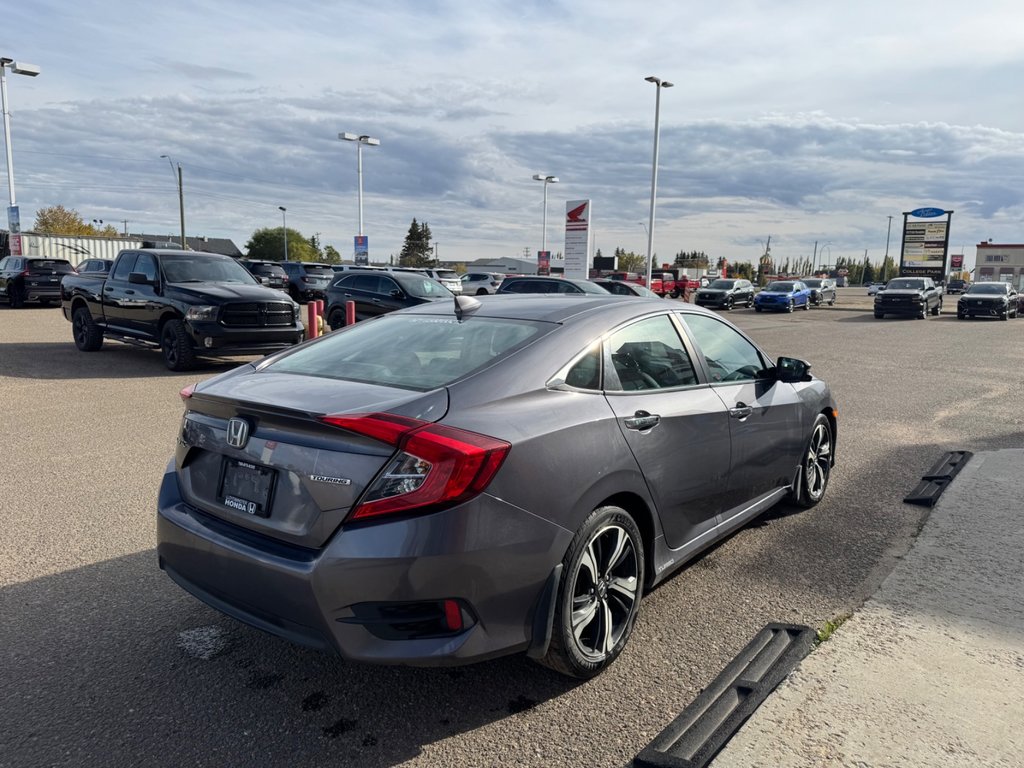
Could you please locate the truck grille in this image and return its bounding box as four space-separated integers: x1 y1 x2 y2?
221 302 294 327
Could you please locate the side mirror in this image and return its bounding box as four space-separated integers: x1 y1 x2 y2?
128 272 155 286
775 356 812 383
390 289 404 299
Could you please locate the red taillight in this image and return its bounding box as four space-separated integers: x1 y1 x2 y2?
320 412 511 521
443 598 463 631
179 383 197 401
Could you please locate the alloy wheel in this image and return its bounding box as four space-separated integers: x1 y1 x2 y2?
568 524 640 662
804 421 832 502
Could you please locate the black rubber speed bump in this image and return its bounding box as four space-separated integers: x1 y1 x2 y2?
903 450 973 507
631 623 815 768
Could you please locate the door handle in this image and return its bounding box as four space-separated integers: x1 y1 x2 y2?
104 286 114 292
624 410 661 430
125 289 135 295
730 403 753 419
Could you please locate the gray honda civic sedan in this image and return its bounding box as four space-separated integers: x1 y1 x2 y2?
157 294 836 678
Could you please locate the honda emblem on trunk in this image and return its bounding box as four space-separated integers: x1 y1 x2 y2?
226 418 250 449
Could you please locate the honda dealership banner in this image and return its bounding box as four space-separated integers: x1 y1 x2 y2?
563 200 591 279
537 250 551 275
899 207 952 282
354 235 369 265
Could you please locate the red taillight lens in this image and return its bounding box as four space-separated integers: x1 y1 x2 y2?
443 599 463 631
320 413 511 521
179 383 197 401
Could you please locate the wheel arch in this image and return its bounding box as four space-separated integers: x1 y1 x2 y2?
590 491 658 588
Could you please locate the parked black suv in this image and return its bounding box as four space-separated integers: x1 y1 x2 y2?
946 279 969 294
0 256 76 307
325 269 452 329
956 282 1019 320
801 277 837 306
693 278 754 310
874 277 942 319
239 259 289 292
280 261 335 302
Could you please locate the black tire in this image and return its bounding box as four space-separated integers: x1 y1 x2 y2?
476 288 488 296
160 319 197 371
754 306 763 312
39 298 56 307
1000 309 1009 321
789 414 833 509
725 297 733 311
72 306 104 351
874 312 884 319
957 313 965 320
8 282 25 308
931 302 941 316
539 505 644 679
802 298 810 311
828 294 836 306
671 290 680 299
787 300 795 313
327 308 346 331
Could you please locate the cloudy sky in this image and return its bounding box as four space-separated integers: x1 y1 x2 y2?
4 1 1024 270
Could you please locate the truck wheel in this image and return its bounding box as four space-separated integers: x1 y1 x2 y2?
161 319 197 371
72 306 104 351
537 505 644 679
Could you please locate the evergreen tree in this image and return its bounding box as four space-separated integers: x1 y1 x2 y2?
399 218 434 267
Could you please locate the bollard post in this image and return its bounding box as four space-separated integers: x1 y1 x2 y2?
315 299 325 335
307 303 319 339
345 300 356 326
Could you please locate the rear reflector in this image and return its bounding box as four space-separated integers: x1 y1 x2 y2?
179 383 197 401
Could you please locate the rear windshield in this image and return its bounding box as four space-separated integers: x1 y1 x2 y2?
250 263 287 277
399 276 454 299
28 259 75 273
574 280 612 294
765 282 794 292
709 279 735 289
266 315 548 390
434 270 459 280
303 265 335 277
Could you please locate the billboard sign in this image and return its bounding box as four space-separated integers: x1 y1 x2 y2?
537 250 550 275
899 208 952 281
563 200 591 280
7 205 20 233
950 254 963 270
10 233 22 256
354 235 369 265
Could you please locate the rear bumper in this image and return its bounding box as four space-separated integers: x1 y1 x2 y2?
23 284 62 301
156 463 571 666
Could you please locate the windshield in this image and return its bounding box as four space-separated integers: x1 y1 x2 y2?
400 276 455 299
765 282 795 292
709 280 735 289
966 283 1008 295
266 315 548 390
886 279 924 290
161 254 258 284
632 285 660 297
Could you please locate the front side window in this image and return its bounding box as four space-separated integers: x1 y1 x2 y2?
112 254 138 281
606 315 698 392
680 313 766 383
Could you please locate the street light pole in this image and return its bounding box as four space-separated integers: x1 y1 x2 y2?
279 206 288 262
644 75 673 290
339 132 380 236
532 174 559 254
1 56 40 228
160 154 186 249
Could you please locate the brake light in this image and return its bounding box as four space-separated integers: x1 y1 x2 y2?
320 413 511 521
179 383 197 401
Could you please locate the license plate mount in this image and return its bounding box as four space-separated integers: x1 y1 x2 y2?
219 458 276 518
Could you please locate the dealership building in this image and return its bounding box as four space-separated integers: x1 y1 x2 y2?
975 242 1024 288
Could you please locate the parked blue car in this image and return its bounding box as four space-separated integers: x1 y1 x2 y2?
754 280 812 313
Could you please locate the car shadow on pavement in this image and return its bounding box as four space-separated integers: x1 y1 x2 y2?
0 342 254 379
0 551 580 767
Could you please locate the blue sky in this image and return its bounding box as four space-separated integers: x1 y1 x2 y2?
4 0 1024 270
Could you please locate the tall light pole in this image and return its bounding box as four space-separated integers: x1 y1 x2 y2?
339 132 380 236
644 75 673 289
532 174 558 255
1 56 40 241
279 206 288 262
160 154 186 249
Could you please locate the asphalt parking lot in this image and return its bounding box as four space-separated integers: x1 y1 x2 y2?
2 288 1022 768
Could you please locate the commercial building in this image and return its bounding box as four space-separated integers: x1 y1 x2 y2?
975 242 1024 288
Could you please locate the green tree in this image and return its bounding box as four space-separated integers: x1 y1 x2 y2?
323 244 342 264
616 249 645 273
245 227 317 261
33 205 110 236
399 218 434 267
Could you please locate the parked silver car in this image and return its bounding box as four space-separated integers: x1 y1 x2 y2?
158 295 837 678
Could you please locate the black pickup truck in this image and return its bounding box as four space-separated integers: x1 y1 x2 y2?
61 249 305 370
873 276 943 319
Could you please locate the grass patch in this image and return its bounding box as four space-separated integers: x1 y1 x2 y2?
815 612 852 644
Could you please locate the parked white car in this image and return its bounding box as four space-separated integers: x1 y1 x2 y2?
461 272 505 295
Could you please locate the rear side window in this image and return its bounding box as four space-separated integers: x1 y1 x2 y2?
606 315 698 391
266 315 548 390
